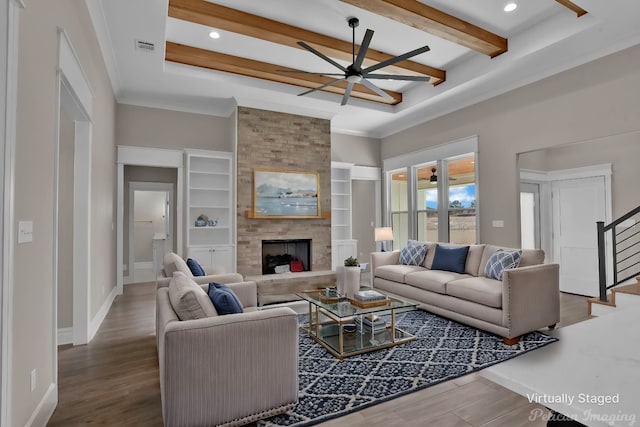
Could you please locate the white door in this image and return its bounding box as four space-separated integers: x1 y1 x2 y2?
552 177 606 296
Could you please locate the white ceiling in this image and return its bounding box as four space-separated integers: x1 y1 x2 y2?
87 0 640 138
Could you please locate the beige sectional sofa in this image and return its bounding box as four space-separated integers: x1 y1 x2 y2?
371 243 560 344
156 272 299 426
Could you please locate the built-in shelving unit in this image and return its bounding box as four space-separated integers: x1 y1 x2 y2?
331 162 357 269
185 149 235 271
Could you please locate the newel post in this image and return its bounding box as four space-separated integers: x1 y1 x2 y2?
596 221 607 302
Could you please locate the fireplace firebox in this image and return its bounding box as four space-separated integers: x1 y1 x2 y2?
262 239 311 275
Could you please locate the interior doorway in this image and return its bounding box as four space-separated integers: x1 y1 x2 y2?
520 182 541 250
520 165 612 297
128 183 174 284
54 30 94 348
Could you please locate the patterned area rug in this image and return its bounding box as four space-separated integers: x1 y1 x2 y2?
258 310 557 427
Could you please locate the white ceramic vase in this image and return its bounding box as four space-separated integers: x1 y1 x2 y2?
335 265 346 296
343 266 361 299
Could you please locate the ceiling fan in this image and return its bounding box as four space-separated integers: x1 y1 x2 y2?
430 168 456 182
281 17 431 106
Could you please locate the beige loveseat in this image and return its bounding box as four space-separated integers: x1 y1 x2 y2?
371 243 560 344
156 252 244 288
156 272 299 426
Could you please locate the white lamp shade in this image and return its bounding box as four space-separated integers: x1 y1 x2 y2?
374 227 394 241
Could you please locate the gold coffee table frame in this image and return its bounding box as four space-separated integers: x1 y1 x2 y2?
297 290 417 359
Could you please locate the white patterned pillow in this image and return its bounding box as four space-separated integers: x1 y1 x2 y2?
399 240 428 266
484 249 522 280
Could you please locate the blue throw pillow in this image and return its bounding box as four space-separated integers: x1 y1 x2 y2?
484 249 522 280
186 258 205 276
399 240 428 266
431 244 470 274
207 282 243 315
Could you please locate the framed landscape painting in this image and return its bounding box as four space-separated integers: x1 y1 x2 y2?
253 169 321 218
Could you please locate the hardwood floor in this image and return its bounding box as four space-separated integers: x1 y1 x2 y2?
49 282 163 426
48 283 590 427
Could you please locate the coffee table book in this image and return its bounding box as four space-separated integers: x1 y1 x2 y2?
349 297 390 308
354 290 387 302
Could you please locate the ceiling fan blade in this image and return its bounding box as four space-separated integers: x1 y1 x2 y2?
298 78 344 97
359 78 394 102
341 81 355 106
364 73 431 82
297 41 347 73
362 45 430 74
353 29 374 70
276 70 345 76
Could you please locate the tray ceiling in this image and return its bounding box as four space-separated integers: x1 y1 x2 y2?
89 0 640 137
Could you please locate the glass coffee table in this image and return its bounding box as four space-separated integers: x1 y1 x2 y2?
297 289 418 359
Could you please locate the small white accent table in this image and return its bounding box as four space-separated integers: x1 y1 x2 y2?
481 308 640 427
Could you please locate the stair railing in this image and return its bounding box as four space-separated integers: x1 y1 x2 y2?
597 204 640 301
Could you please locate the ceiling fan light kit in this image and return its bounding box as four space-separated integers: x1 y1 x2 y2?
286 16 431 106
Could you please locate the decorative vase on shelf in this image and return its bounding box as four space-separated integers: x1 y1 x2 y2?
195 213 208 227
343 256 361 299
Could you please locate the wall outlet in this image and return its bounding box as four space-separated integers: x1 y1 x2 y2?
30 369 36 392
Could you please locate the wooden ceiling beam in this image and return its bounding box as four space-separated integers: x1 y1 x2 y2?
165 42 402 105
555 0 588 17
340 0 508 58
168 0 444 85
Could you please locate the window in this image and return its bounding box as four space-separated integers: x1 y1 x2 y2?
389 169 408 250
383 136 478 246
447 156 476 244
416 163 438 242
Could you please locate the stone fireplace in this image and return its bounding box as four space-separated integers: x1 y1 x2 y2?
236 107 332 277
261 239 311 274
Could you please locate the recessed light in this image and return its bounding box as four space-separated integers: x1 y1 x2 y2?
209 31 220 39
504 3 517 12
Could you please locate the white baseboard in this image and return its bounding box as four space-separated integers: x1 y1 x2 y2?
57 327 73 346
24 382 57 427
88 286 117 342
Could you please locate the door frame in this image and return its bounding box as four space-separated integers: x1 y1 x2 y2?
116 146 183 295
54 29 94 350
520 164 612 281
520 182 541 250
126 182 174 285
1 1 24 424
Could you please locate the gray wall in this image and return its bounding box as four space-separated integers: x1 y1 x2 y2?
352 180 377 261
116 103 234 152
520 135 640 217
331 133 381 167
13 1 117 424
382 43 640 247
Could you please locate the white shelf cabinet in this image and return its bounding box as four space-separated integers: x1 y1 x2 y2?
187 246 234 273
185 149 236 272
331 162 357 269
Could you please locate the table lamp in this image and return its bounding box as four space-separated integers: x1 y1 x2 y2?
375 227 394 252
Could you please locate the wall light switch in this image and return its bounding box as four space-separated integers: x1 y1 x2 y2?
492 220 505 228
18 221 33 243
